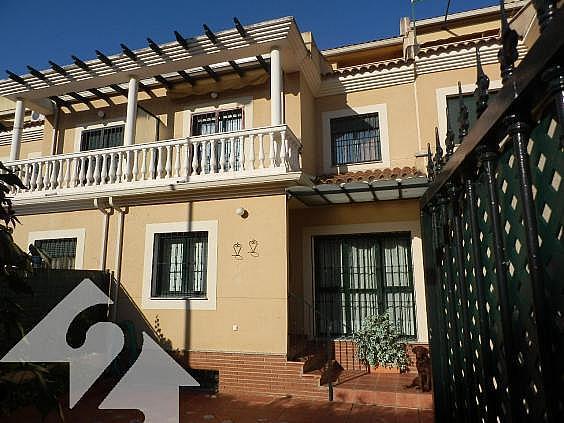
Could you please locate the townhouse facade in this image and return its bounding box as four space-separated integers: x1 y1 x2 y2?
0 1 537 398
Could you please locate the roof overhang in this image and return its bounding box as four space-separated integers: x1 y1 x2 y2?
0 16 311 114
287 176 428 206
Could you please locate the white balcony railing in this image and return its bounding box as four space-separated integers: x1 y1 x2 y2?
4 125 302 197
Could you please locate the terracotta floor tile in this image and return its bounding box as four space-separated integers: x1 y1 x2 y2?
4 381 434 423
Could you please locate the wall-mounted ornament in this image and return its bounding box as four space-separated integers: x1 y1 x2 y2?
232 242 242 259
248 239 259 257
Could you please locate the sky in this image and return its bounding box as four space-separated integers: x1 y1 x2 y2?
0 0 497 76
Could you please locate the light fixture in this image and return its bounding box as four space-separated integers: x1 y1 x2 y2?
97 110 105 118
210 91 219 99
235 207 247 218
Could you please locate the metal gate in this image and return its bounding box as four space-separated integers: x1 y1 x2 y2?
420 3 563 422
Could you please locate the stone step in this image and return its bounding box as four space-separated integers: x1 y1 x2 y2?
332 372 433 409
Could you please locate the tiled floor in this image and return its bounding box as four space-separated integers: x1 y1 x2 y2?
4 385 434 423
334 371 433 409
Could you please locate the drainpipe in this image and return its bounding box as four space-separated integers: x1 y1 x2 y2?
109 196 128 323
94 198 113 271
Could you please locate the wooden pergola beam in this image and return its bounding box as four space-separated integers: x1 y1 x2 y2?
110 84 128 96
6 70 27 85
203 65 220 81
147 38 164 56
95 50 114 67
256 55 270 73
67 91 91 105
154 75 173 89
27 66 50 83
178 70 195 85
233 17 248 38
49 61 69 77
89 88 113 105
203 24 219 45
71 55 91 72
228 60 245 77
49 95 71 109
174 30 189 50
120 43 138 62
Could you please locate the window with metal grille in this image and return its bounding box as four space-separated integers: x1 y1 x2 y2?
314 233 416 338
330 113 381 165
191 109 243 172
151 232 208 298
34 238 77 270
80 125 125 151
446 90 498 144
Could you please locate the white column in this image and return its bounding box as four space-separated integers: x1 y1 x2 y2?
270 47 282 126
9 99 25 161
124 76 138 146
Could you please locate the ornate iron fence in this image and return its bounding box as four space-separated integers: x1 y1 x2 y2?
420 2 563 422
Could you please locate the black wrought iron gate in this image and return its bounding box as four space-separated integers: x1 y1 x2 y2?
420 2 563 422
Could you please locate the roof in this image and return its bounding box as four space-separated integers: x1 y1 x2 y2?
316 167 426 184
0 16 309 114
288 167 428 206
320 1 528 58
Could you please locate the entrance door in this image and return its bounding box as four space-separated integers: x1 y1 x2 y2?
313 233 416 338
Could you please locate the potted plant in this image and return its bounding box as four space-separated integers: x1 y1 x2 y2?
352 313 410 373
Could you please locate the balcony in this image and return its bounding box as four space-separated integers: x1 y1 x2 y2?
3 125 302 208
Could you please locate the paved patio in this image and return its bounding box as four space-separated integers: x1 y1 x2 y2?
4 387 434 423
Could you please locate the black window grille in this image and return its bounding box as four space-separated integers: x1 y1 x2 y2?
191 109 243 173
34 237 77 270
330 113 381 165
314 233 416 338
446 90 498 144
80 125 125 151
151 232 208 298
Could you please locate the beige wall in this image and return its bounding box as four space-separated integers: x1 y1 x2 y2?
12 195 289 354
415 60 501 151
0 139 43 162
288 199 428 342
51 83 274 156
315 82 421 175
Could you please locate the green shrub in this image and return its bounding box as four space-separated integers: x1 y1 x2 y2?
352 314 411 372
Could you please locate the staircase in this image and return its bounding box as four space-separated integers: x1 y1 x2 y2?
287 340 433 409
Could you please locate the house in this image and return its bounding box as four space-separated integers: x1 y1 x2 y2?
0 1 536 401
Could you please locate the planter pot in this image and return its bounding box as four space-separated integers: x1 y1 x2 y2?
369 365 401 374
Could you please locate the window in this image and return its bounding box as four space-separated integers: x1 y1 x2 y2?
151 232 208 298
314 233 416 338
34 238 77 270
191 109 243 136
80 125 124 151
446 91 498 143
330 113 381 165
191 109 243 172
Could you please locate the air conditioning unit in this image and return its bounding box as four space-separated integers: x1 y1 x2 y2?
30 110 44 122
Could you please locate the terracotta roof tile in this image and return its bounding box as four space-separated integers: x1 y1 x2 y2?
316 166 426 185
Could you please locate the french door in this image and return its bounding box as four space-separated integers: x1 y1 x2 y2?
313 233 416 338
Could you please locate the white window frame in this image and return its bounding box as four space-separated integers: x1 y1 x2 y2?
73 118 126 152
182 96 253 138
435 80 502 147
27 228 86 270
302 221 427 343
142 220 218 310
322 104 391 174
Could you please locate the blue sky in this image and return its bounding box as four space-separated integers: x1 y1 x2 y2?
0 0 496 75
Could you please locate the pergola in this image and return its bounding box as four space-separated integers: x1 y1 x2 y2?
1 16 317 161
